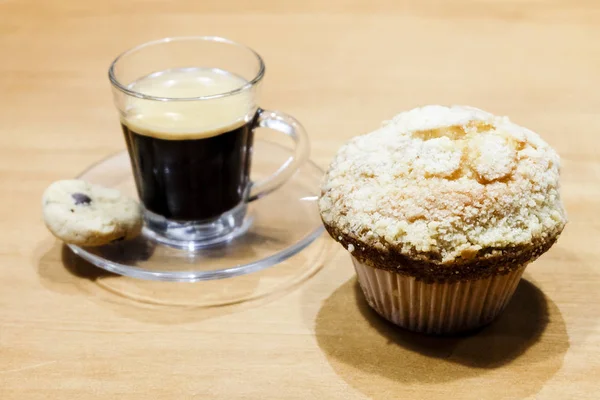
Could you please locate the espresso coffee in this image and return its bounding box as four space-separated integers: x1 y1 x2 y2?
121 68 257 222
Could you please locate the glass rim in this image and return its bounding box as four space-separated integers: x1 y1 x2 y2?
108 36 266 102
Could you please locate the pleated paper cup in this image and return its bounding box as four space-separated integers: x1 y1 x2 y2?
352 256 525 335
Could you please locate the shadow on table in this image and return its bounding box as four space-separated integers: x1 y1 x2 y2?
35 235 328 325
315 276 569 399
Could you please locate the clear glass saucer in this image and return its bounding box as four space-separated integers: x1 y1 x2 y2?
67 139 325 282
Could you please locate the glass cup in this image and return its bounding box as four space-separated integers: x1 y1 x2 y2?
109 37 309 249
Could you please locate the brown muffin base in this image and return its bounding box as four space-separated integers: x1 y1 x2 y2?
352 256 526 335
324 221 561 283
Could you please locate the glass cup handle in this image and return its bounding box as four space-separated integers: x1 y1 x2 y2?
248 109 310 202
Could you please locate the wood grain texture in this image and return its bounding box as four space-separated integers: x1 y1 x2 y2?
1 0 599 398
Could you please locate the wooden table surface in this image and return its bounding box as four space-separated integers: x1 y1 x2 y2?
1 1 599 399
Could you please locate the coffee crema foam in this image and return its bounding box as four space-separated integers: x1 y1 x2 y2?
122 68 256 140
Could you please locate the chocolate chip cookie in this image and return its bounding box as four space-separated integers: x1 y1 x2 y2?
42 180 142 246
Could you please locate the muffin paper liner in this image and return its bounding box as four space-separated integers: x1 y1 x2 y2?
352 256 526 335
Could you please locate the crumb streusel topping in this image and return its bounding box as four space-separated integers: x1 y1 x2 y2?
319 105 567 264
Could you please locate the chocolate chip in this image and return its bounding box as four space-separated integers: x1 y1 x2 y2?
71 192 92 205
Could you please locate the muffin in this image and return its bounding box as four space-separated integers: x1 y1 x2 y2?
319 105 566 335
